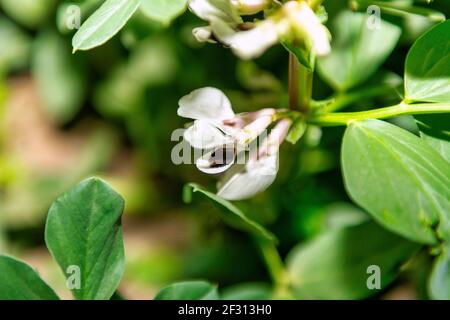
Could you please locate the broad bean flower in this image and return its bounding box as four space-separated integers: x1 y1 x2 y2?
189 0 330 59
217 119 291 200
178 87 291 200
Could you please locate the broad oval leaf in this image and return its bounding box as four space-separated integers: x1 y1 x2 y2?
154 281 219 300
287 220 419 299
405 20 450 103
183 183 277 243
318 11 401 91
72 0 141 52
342 119 450 244
429 251 450 300
45 177 125 300
0 255 59 300
140 0 188 25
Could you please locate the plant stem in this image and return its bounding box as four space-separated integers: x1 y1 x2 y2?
309 102 450 126
288 52 313 113
288 53 299 110
298 63 313 113
255 238 288 289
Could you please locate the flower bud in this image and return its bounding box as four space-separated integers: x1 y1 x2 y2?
192 26 215 43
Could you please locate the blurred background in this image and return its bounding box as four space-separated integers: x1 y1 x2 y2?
0 0 448 299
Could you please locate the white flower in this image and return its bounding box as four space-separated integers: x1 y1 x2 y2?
189 0 331 60
284 1 331 56
178 87 276 174
189 0 281 60
178 87 235 122
189 0 242 25
217 119 292 200
178 87 237 173
217 153 278 200
212 19 280 60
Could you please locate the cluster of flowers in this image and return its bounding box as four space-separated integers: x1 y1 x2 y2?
189 0 331 59
178 1 330 200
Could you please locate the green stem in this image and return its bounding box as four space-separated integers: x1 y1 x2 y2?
255 238 288 288
309 102 450 126
298 63 313 113
288 53 313 112
288 53 299 110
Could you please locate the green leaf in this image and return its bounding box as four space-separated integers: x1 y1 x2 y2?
287 220 419 299
140 0 188 25
45 177 125 300
405 20 450 103
318 10 401 91
72 0 141 52
32 30 87 124
429 251 450 300
415 114 450 162
221 283 272 300
282 41 315 72
342 119 450 244
0 255 59 300
183 183 277 243
154 281 219 300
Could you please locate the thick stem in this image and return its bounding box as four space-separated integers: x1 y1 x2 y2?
298 64 313 112
309 102 450 126
288 53 299 110
289 53 313 112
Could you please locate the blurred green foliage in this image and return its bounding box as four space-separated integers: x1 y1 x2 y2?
0 0 448 299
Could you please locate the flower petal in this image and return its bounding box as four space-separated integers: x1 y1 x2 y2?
192 26 215 43
217 153 278 200
196 145 236 174
189 0 242 25
184 120 232 149
213 19 279 60
178 87 235 121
